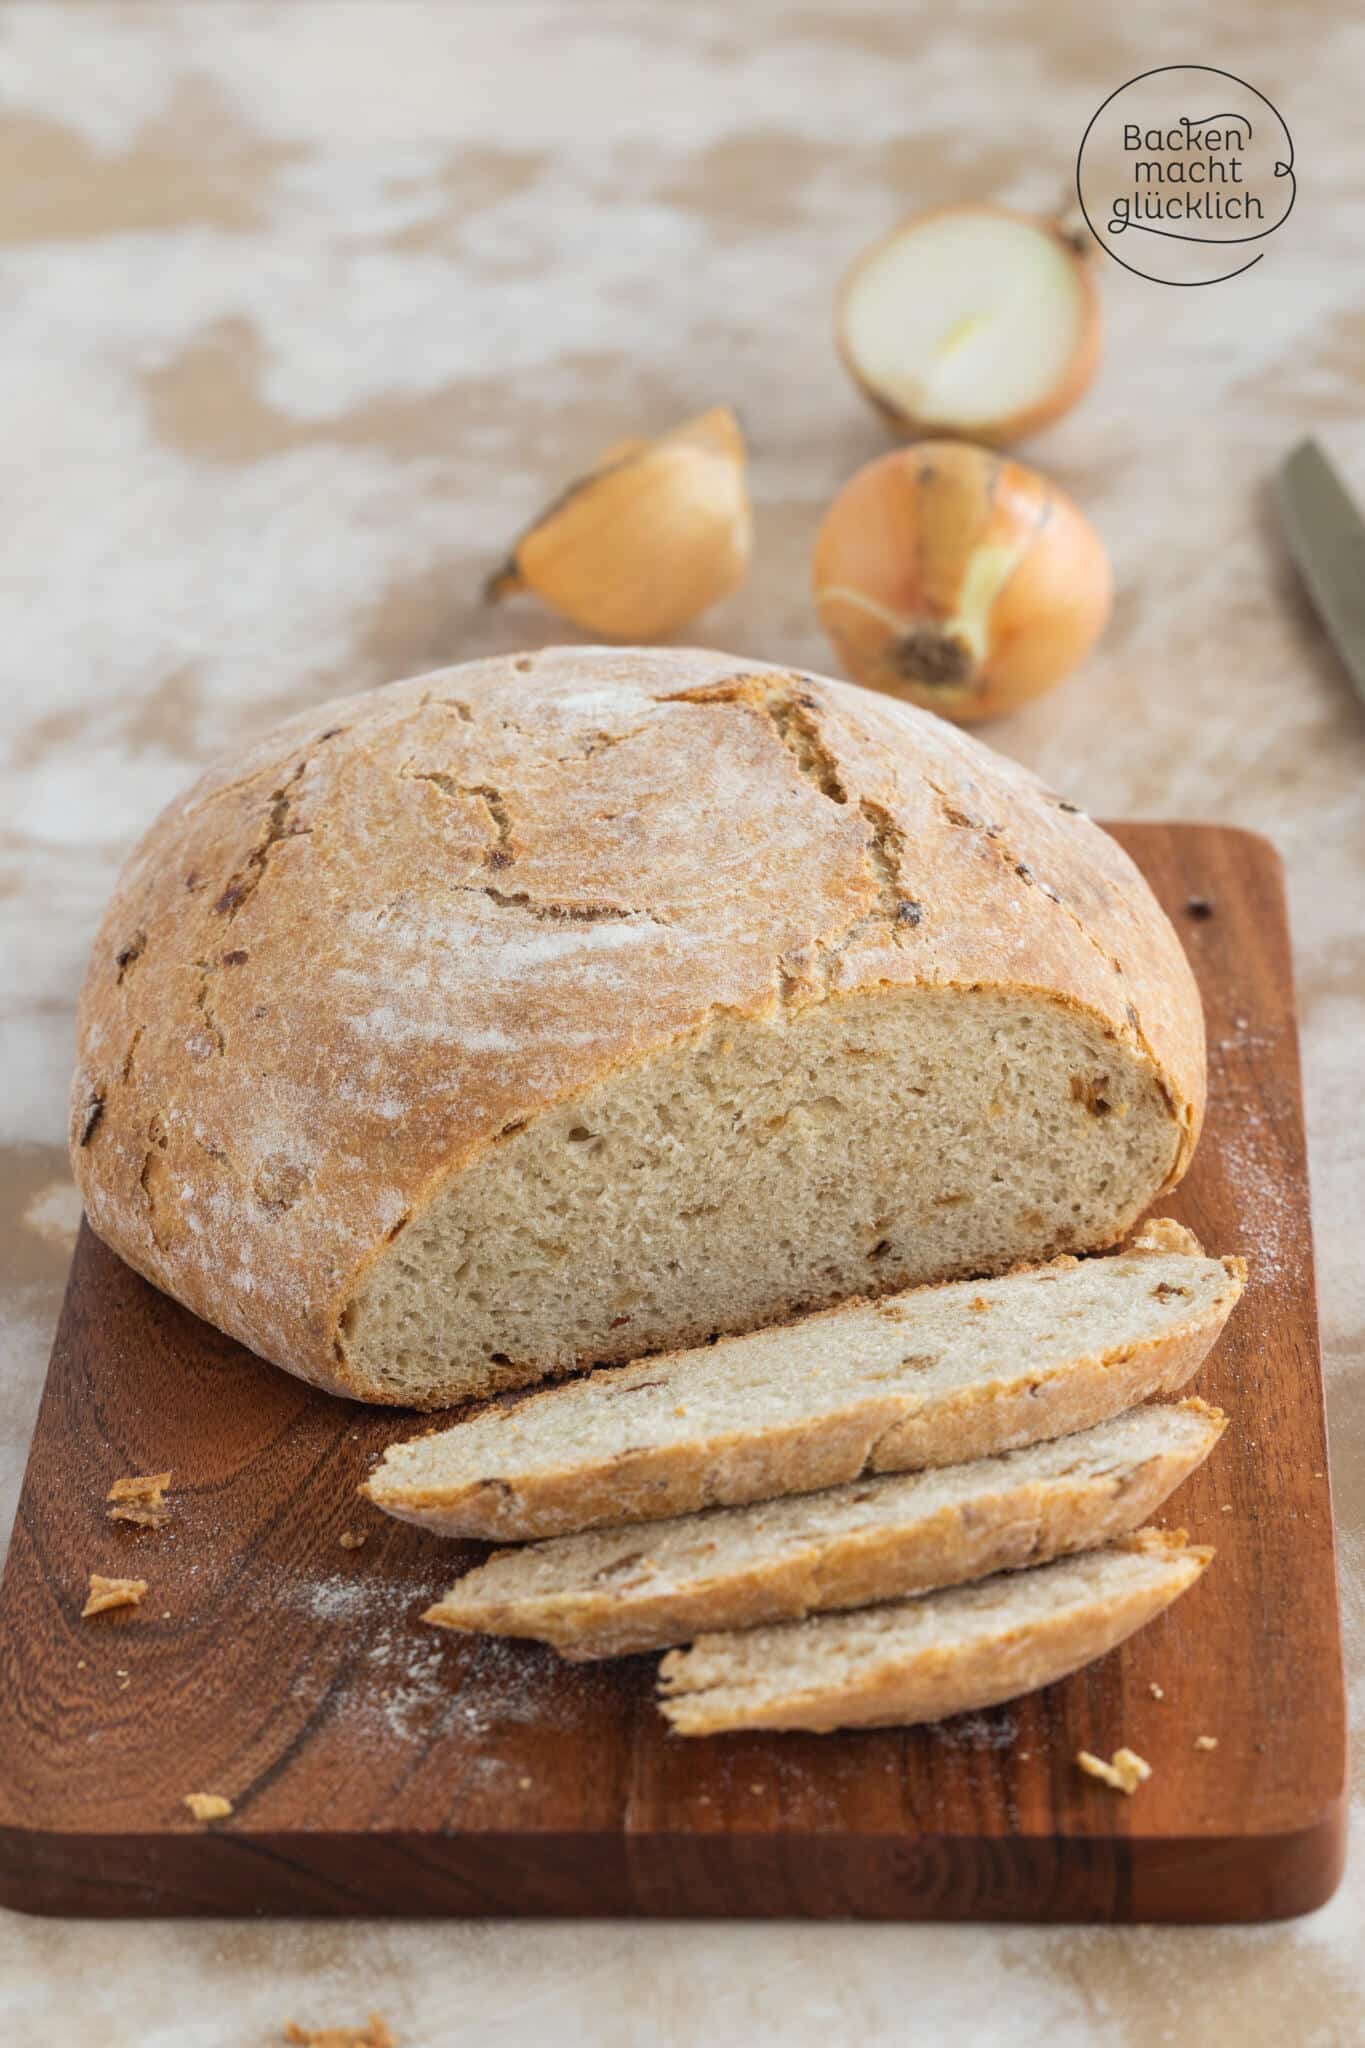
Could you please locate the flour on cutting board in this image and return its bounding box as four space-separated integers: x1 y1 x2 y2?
288 1561 549 1748
1215 1117 1293 1289
1206 1016 1296 1290
932 1709 1020 1752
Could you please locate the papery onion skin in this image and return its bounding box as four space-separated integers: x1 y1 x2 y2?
487 407 751 642
812 441 1112 723
836 206 1103 447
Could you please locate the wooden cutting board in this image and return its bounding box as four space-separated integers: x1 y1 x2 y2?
0 824 1345 1923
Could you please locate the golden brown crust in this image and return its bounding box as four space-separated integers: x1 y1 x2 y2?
423 1400 1226 1657
71 648 1205 1401
658 1535 1212 1735
369 1257 1243 1540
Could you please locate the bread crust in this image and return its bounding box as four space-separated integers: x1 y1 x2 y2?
367 1253 1244 1540
70 648 1206 1401
658 1530 1212 1734
424 1399 1225 1657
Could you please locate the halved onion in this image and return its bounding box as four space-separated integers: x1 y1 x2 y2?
838 207 1102 444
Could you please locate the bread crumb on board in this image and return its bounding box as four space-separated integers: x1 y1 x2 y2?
283 2018 396 2048
1195 1734 1219 1750
81 1573 148 1617
106 1470 172 1528
1077 1747 1152 1795
183 1792 233 1822
338 1530 367 1550
1149 1681 1165 1700
1128 1217 1205 1258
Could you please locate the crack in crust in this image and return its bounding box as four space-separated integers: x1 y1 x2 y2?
169 755 320 1075
114 930 146 984
213 758 312 921
138 1120 168 1251
555 727 647 762
764 691 849 805
120 1027 144 1084
924 772 1160 1050
405 767 516 871
190 960 227 1057
407 762 653 922
661 672 849 806
858 797 923 932
465 885 664 926
468 784 514 868
663 673 929 1002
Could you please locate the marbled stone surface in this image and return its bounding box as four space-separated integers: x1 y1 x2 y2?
2 4 1363 2041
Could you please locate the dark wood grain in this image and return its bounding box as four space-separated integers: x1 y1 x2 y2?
0 825 1345 1922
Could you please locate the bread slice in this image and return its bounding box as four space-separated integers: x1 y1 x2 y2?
366 1233 1244 1540
423 1399 1225 1658
658 1528 1212 1734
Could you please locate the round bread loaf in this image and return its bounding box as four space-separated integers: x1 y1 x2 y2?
70 647 1204 1406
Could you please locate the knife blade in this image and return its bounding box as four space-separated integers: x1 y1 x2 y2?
1276 438 1365 708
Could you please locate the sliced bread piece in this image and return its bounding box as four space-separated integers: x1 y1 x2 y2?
423 1399 1225 1658
366 1234 1244 1540
658 1528 1212 1734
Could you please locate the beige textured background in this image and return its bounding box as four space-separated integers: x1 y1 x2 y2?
2 3 1362 2041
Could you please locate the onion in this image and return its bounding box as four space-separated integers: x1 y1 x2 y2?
486 407 751 641
837 207 1102 444
812 441 1112 723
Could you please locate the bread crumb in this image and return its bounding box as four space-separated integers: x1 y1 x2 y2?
1077 1747 1152 1795
82 1573 148 1617
1128 1217 1204 1258
1221 1504 1234 1513
283 2018 396 2047
338 1531 367 1550
183 1792 233 1822
1194 1734 1219 1750
518 1775 532 1790
106 1470 172 1528
1149 1681 1165 1700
